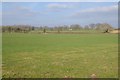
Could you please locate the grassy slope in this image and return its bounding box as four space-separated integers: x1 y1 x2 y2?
2 33 118 78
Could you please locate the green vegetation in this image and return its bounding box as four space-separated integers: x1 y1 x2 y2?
2 33 118 78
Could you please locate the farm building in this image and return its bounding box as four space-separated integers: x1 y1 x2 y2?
110 29 120 33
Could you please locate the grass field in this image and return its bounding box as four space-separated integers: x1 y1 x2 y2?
2 33 118 78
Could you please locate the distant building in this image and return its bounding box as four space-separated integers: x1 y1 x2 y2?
69 29 72 31
110 29 120 33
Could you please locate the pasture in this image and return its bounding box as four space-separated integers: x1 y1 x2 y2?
2 33 118 78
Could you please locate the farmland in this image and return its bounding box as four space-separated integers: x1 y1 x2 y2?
2 33 118 78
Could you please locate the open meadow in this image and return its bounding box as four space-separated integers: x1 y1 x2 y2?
2 33 118 78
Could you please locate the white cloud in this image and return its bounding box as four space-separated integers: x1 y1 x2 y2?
80 5 118 13
72 5 118 17
47 3 72 9
46 3 75 12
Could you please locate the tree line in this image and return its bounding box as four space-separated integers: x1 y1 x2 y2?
2 23 114 33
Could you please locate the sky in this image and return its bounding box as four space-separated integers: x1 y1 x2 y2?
2 2 118 27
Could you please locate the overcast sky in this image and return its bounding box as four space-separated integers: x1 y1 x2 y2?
2 2 118 27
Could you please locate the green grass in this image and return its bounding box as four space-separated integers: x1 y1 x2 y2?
2 33 118 78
